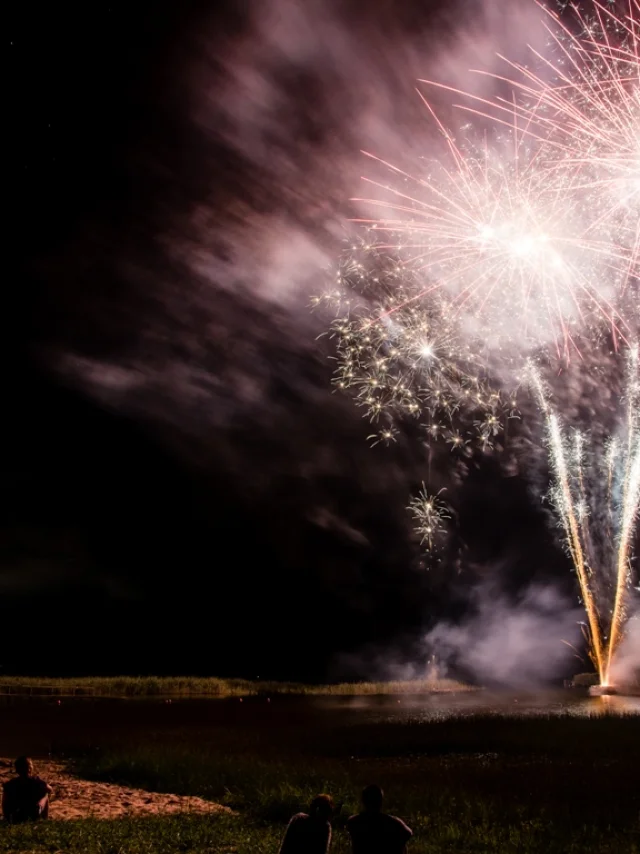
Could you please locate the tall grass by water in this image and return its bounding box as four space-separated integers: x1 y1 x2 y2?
0 675 473 697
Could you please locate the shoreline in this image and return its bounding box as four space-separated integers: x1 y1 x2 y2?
0 759 231 821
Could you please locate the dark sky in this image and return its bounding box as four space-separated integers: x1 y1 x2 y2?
5 1 631 682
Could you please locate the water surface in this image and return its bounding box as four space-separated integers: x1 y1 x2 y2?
0 689 637 757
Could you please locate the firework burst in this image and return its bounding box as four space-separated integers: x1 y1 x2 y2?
317 235 509 454
352 128 625 360
451 0 640 322
408 485 451 552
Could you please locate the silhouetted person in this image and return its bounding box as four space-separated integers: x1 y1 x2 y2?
2 757 52 824
347 785 412 854
279 794 334 854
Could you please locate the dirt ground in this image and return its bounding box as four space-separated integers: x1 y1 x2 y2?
0 759 232 821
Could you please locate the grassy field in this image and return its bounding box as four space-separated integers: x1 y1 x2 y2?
0 675 473 697
1 710 638 853
0 810 636 854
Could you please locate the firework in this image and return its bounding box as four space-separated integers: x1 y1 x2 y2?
447 0 640 323
351 131 626 361
319 0 640 680
607 345 640 682
529 347 639 685
317 236 509 454
408 485 451 552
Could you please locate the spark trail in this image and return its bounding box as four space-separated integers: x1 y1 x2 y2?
606 346 640 682
529 348 639 685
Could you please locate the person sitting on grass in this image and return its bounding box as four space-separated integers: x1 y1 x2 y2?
2 757 53 824
279 793 334 853
346 785 412 854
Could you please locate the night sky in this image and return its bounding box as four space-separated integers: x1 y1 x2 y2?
5 1 631 682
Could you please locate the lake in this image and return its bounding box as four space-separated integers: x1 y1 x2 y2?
1 688 638 758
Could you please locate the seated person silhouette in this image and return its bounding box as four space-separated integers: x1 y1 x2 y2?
279 793 334 854
2 757 52 824
347 785 412 854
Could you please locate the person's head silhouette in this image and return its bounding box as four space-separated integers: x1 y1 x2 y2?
309 794 333 821
14 757 34 778
361 784 383 813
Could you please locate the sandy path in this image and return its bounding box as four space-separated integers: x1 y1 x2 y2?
0 759 232 821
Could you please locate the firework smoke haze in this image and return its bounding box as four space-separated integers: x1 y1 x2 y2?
609 613 640 685
333 582 583 685
58 0 551 385
59 0 553 460
182 0 551 305
422 583 583 687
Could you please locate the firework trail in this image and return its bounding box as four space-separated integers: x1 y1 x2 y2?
529 348 639 684
320 0 640 681
606 346 640 682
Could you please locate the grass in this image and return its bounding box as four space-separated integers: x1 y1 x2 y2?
0 814 283 853
0 675 473 697
0 811 636 854
3 710 639 853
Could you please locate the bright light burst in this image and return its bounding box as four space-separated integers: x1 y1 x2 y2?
547 1 640 276
529 347 640 686
352 130 625 360
451 0 640 326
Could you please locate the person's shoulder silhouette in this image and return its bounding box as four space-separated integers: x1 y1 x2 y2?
2 757 52 824
347 785 412 853
279 794 334 854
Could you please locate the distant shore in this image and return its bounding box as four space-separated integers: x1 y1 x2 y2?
0 675 477 698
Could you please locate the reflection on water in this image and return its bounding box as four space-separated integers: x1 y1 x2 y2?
0 689 638 756
588 694 640 715
311 690 640 723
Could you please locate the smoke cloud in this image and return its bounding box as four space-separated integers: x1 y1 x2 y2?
333 582 583 687
610 612 640 686
423 583 583 687
49 0 556 510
